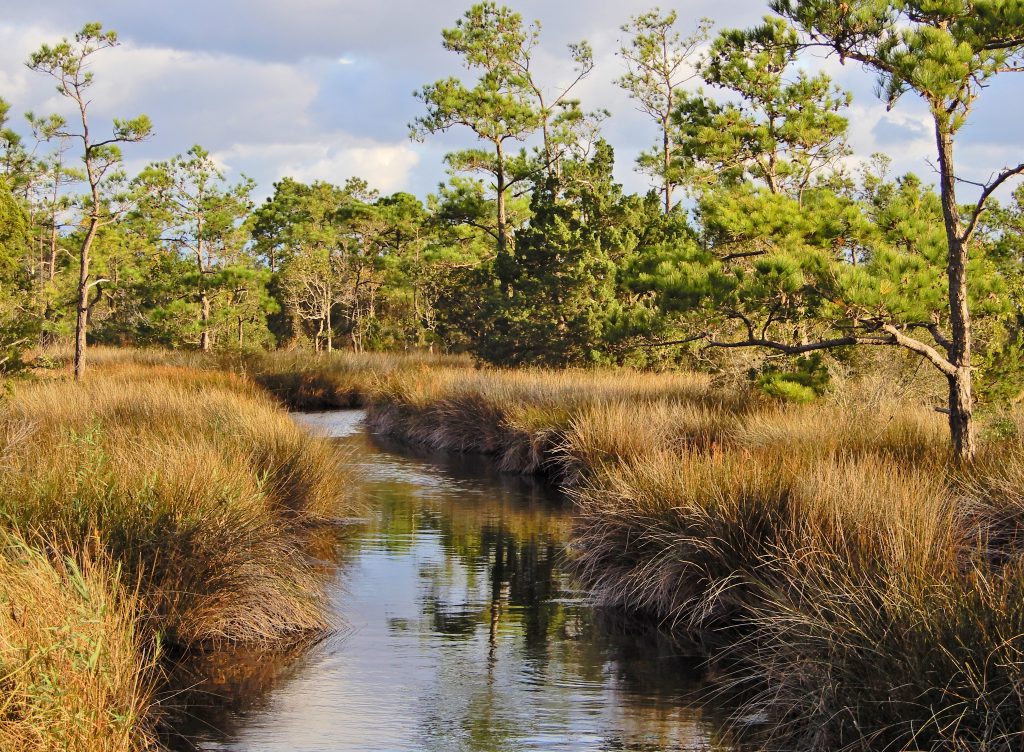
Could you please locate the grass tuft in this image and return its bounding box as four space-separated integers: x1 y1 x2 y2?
0 531 156 752
0 357 353 748
241 349 1024 751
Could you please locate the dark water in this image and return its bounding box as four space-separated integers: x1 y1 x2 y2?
172 411 736 752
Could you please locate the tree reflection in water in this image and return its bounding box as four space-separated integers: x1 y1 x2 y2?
169 414 739 752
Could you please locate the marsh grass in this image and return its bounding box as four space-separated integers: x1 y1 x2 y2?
29 348 1024 749
234 350 471 409
253 349 1024 751
0 358 352 749
0 532 155 752
564 402 1024 750
366 367 730 481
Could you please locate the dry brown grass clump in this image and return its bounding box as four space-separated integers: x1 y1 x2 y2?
366 366 738 480
312 352 1024 749
564 400 1024 750
238 349 471 409
0 362 353 748
0 533 155 752
571 450 955 630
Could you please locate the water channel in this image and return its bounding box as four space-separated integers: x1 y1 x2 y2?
173 410 736 751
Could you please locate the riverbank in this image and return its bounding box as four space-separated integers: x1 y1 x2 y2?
220 350 1024 752
174 410 733 750
0 360 351 750
18 347 1024 749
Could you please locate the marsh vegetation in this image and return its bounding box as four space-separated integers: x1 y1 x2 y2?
0 357 351 750
1 0 1023 749
236 350 1024 751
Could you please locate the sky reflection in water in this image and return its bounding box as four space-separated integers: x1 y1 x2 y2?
175 411 736 752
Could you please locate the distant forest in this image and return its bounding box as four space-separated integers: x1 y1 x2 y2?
2 5 1023 429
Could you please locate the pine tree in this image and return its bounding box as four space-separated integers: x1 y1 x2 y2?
770 0 1024 459
464 142 646 366
27 23 151 379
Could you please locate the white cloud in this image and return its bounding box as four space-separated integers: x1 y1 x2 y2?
1 4 1020 202
848 102 933 161
1 22 422 196
213 138 420 195
88 44 320 144
0 23 65 112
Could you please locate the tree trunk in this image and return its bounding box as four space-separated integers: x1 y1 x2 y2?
73 271 90 381
326 299 333 353
73 219 100 382
237 316 244 347
199 291 211 353
287 303 303 347
935 120 976 462
541 115 554 180
48 219 58 281
352 302 362 353
947 368 975 461
662 114 673 214
494 138 512 294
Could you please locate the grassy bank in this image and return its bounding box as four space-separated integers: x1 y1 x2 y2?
240 350 470 410
0 360 350 749
225 350 1024 751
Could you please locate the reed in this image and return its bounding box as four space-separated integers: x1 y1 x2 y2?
26 347 1024 749
265 349 1024 750
0 532 155 752
0 359 352 749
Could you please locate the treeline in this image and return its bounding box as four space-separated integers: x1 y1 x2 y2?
1 6 1023 433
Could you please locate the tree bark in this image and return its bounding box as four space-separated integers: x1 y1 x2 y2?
496 148 507 251
48 222 59 282
73 231 95 381
199 291 211 353
494 138 512 294
48 171 61 282
662 113 673 214
540 108 553 180
73 202 101 381
326 297 333 353
287 303 303 348
935 121 976 462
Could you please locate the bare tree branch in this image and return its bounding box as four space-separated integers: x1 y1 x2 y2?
878 324 957 377
962 162 1024 245
700 324 958 378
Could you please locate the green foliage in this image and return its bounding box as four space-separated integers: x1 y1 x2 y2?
756 353 830 403
132 145 262 350
409 1 543 259
977 331 1024 406
251 178 452 352
0 178 27 280
675 16 851 194
446 142 684 367
772 1 1024 130
0 178 32 370
256 179 357 349
617 10 711 210
639 11 1016 435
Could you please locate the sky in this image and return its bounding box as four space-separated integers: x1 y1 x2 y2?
0 0 1021 202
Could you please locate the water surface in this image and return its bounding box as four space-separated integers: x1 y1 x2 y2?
174 410 736 751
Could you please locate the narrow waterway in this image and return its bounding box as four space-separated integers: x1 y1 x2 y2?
173 411 736 751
